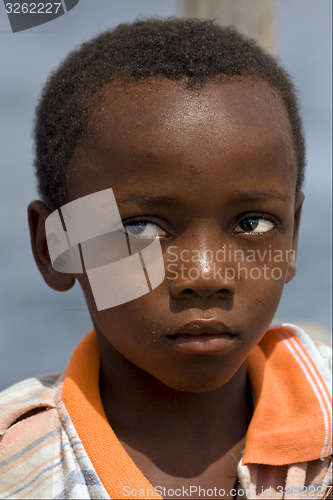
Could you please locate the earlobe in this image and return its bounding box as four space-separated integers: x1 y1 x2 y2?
285 191 305 284
28 200 75 291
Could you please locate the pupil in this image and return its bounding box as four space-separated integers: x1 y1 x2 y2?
240 217 259 232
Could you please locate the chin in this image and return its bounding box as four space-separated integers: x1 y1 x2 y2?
156 373 233 394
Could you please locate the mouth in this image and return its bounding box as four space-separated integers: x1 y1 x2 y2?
167 319 237 354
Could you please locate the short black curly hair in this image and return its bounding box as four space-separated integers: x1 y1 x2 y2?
34 18 305 209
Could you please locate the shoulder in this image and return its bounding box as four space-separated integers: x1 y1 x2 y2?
0 374 108 499
0 374 63 498
0 374 61 433
268 323 332 382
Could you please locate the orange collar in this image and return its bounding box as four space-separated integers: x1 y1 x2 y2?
245 325 331 465
62 327 331 497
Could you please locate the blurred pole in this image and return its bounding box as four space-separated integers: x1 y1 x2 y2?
177 0 275 53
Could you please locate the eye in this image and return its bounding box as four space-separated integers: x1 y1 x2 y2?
234 216 275 235
123 221 167 239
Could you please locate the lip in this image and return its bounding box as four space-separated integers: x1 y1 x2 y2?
167 320 237 354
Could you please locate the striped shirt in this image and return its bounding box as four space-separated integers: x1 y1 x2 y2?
0 324 332 499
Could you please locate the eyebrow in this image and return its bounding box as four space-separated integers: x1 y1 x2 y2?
117 194 182 208
117 191 292 207
235 191 292 203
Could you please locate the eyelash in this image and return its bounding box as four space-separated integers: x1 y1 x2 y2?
122 217 169 239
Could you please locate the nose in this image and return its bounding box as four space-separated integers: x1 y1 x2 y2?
168 228 237 300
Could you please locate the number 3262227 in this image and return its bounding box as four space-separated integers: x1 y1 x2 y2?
5 3 62 14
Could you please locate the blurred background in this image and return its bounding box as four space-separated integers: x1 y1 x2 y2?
0 0 331 390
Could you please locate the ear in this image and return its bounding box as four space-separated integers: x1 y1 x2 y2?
285 191 305 284
28 200 75 291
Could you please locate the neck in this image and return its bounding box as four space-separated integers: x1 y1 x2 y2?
98 334 252 443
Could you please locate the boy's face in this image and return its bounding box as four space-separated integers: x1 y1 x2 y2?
50 77 304 392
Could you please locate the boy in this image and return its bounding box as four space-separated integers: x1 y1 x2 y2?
0 18 331 499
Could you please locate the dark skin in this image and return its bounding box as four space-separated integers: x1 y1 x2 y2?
28 77 304 498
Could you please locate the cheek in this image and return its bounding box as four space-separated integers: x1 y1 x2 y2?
77 265 167 323
241 261 289 287
235 233 293 287
88 292 166 345
237 258 288 326
92 298 178 385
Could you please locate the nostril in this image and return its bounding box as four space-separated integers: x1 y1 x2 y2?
170 268 237 300
181 287 233 298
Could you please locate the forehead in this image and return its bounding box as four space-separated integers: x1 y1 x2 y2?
71 77 297 201
89 76 293 145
